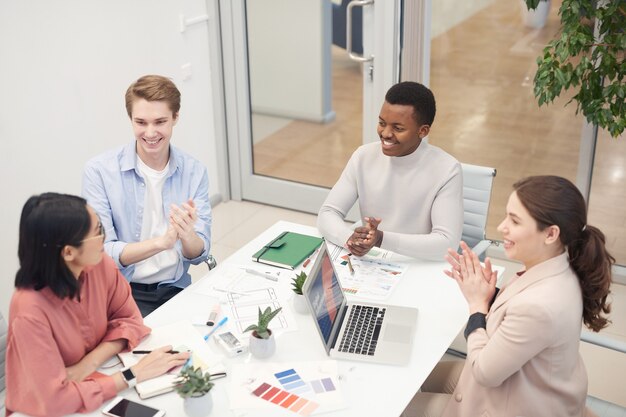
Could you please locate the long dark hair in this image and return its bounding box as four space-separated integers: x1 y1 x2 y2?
15 193 91 299
513 176 613 332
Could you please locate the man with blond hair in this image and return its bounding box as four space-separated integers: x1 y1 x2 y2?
83 75 212 316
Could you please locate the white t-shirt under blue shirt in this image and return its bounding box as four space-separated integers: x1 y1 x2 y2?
133 157 179 284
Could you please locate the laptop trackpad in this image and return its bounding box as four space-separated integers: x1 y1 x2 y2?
383 323 412 344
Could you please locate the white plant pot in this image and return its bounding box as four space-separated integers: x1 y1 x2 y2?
248 330 276 359
292 294 309 314
521 0 551 29
183 392 213 417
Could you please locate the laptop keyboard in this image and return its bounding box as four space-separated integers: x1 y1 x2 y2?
338 305 386 356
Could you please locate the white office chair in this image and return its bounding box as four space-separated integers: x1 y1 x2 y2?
447 163 495 356
461 163 496 258
0 311 8 417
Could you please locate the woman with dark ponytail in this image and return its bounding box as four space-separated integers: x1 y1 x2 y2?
403 175 613 417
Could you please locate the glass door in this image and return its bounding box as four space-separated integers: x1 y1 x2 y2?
220 0 403 214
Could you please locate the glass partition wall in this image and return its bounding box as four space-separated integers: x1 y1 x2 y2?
241 0 626 265
427 0 626 265
588 130 626 265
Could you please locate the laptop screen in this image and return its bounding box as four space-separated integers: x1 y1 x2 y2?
305 244 346 345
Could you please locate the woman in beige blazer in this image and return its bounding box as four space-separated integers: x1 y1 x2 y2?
403 175 613 417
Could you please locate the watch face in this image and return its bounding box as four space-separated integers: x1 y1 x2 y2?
122 367 135 381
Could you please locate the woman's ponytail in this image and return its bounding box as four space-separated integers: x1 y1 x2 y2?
568 225 613 331
514 176 614 332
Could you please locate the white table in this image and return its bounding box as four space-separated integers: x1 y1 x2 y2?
16 221 469 417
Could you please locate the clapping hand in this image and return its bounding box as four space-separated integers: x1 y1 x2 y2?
347 217 382 256
170 199 198 243
444 241 497 314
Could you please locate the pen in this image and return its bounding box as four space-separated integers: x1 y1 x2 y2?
304 247 321 268
132 350 179 354
204 316 228 341
244 268 279 282
347 254 355 275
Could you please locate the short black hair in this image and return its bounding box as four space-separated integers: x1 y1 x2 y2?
15 193 91 299
385 81 436 126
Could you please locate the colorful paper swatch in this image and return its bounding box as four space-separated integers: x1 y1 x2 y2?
274 368 311 394
252 382 319 415
310 377 336 394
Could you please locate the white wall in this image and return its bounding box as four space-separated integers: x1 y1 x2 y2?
247 0 333 123
0 0 222 318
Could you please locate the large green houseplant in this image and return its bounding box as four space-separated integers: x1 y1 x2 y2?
524 0 625 137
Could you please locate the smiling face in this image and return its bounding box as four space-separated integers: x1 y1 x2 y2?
377 101 430 157
131 98 178 170
497 191 562 270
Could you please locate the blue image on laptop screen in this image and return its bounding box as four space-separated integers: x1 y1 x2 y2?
308 249 345 344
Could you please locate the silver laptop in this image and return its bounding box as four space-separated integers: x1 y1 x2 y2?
302 242 418 365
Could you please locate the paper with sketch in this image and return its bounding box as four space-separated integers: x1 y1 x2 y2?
327 243 408 300
192 265 290 299
224 286 298 337
192 266 298 337
118 320 225 399
228 360 347 414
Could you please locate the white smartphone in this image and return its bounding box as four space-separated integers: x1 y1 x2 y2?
102 396 165 417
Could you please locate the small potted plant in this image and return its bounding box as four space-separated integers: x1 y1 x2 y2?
291 272 309 314
175 366 215 417
244 306 282 359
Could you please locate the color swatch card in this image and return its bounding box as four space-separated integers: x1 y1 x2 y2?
251 382 319 416
229 360 346 415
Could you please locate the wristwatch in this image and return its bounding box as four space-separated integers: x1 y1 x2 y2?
121 366 137 388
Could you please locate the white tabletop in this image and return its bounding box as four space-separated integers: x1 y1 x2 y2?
15 221 470 417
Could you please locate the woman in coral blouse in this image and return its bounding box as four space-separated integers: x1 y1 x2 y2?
6 193 190 417
404 176 613 417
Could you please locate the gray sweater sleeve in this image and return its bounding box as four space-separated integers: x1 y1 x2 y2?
381 162 463 260
317 154 359 248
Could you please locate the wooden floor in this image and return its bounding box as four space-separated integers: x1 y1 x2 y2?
251 0 626 264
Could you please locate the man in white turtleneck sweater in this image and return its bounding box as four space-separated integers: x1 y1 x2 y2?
317 82 463 261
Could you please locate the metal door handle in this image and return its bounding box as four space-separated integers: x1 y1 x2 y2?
347 0 374 63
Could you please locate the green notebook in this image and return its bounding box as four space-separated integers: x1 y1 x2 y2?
252 231 324 270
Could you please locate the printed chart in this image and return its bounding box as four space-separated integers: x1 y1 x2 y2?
328 244 408 300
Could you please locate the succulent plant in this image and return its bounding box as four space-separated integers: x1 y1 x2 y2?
174 366 214 398
291 272 307 295
244 306 283 339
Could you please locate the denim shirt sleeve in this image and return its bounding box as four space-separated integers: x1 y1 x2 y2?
82 160 134 278
167 161 212 265
81 145 140 280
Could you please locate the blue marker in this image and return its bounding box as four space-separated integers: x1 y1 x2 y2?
204 317 228 341
183 352 193 369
